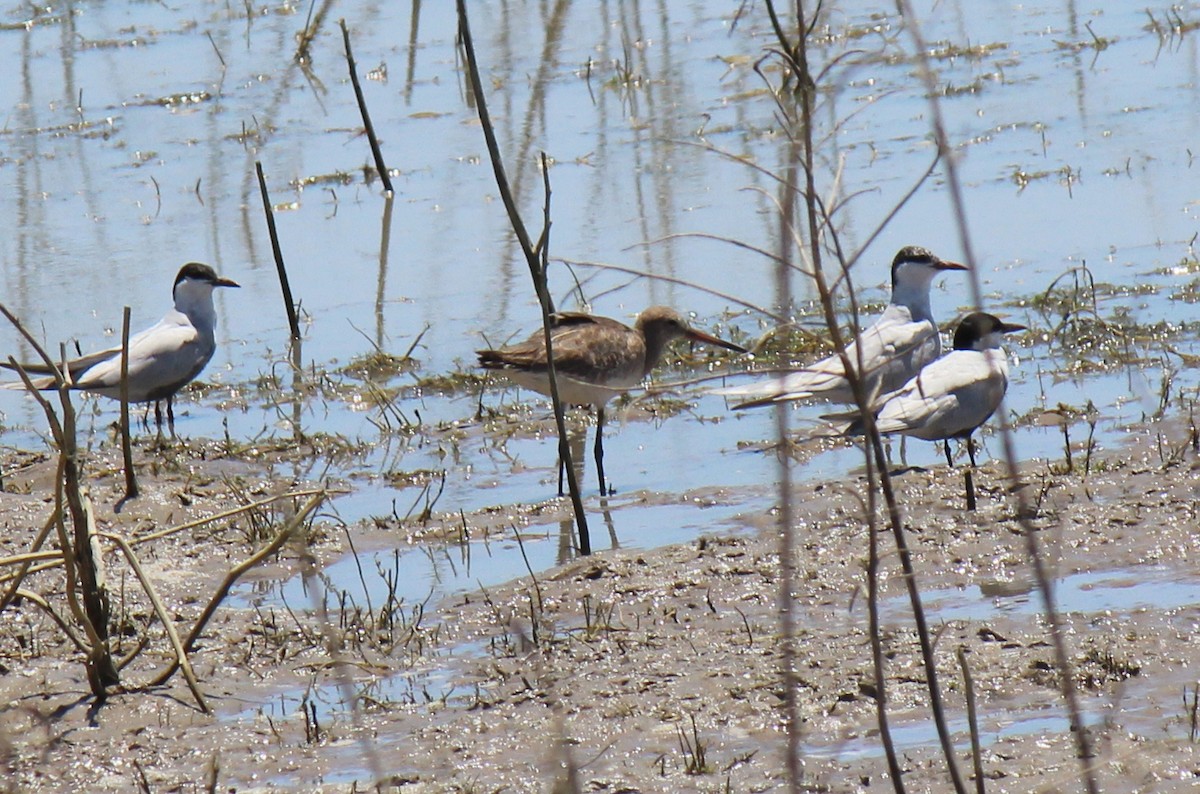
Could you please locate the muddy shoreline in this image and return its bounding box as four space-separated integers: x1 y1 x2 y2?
1 417 1198 792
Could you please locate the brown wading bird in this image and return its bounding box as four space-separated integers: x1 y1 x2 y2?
478 306 748 495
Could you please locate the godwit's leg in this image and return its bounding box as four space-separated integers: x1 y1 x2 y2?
594 407 609 496
943 439 954 468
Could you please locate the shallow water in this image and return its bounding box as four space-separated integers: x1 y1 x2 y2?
911 566 1200 622
2 1 1197 466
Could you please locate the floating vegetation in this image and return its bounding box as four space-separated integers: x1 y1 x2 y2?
1009 163 1079 192
339 350 419 382
411 369 487 396
0 8 74 31
1170 279 1200 303
926 40 1008 60
0 116 118 139
1053 21 1112 53
1157 254 1200 276
291 171 358 189
131 91 214 107
939 78 987 97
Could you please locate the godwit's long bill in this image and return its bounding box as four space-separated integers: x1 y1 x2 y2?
478 306 747 495
715 246 967 408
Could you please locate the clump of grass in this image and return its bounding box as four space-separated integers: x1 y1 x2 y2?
1077 643 1141 689
676 714 711 776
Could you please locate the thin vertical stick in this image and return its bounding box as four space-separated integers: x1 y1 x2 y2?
957 646 986 794
255 161 301 340
119 306 138 500
457 0 590 554
773 103 804 794
339 19 393 195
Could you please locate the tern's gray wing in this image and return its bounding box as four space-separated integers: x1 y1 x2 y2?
72 320 209 401
874 351 1006 439
718 315 938 408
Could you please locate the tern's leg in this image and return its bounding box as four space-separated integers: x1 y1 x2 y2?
943 439 954 468
167 396 177 438
964 435 978 510
153 400 164 442
594 408 609 496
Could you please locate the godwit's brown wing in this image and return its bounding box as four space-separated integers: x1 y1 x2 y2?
477 312 646 404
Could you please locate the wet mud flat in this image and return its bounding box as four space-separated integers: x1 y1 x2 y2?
1 422 1199 792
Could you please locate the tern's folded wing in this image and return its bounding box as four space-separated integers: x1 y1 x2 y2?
73 324 202 391
715 317 938 408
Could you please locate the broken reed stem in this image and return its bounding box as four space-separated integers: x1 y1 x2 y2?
0 550 64 568
255 161 302 340
958 646 986 794
375 194 395 348
895 2 1098 790
120 306 138 500
148 492 327 686
339 18 393 195
456 0 591 554
101 532 209 714
54 346 118 691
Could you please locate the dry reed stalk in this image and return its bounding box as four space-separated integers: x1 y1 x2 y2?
100 532 209 713
761 2 966 789
456 0 591 554
958 646 986 794
10 588 88 654
0 490 334 595
119 306 138 500
255 161 301 340
148 491 328 686
339 18 393 195
1 305 119 694
0 511 60 612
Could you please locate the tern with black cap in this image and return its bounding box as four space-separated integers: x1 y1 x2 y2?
3 262 239 434
826 311 1025 508
716 246 968 408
